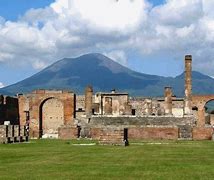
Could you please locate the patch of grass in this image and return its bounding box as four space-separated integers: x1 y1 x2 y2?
0 139 214 179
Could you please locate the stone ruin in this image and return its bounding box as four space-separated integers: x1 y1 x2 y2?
1 55 214 145
0 125 29 144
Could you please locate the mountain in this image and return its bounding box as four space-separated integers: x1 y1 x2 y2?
1 53 214 97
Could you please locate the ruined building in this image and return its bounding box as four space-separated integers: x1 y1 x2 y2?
0 95 19 125
1 55 214 144
18 90 76 138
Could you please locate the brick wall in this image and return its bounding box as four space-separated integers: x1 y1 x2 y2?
129 127 179 140
98 128 125 145
18 90 76 138
192 127 213 140
90 128 102 140
58 126 78 140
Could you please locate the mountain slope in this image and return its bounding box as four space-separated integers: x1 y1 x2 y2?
1 53 214 97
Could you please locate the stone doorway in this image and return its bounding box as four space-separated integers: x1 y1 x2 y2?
39 98 64 138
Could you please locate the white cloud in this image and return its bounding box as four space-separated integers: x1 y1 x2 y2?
51 0 147 31
0 0 214 76
0 82 4 88
151 0 203 27
32 60 47 70
104 50 128 66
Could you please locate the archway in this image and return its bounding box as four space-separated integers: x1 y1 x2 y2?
204 100 214 125
192 95 214 127
39 98 64 138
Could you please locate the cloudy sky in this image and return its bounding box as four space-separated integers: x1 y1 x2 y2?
0 0 214 87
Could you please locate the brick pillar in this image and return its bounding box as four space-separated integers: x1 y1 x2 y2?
164 87 172 115
197 107 205 127
85 86 93 118
184 55 192 115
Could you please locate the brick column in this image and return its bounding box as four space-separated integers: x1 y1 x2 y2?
85 86 93 118
164 87 172 115
197 106 205 127
184 55 192 115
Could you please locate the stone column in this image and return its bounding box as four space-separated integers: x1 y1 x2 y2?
164 87 172 115
184 55 192 115
85 86 93 118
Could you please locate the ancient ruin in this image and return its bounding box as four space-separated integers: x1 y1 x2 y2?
1 55 214 144
18 90 76 138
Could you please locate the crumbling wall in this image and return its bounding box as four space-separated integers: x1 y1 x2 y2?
95 92 131 116
129 97 144 116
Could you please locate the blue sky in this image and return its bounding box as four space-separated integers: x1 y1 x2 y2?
0 0 164 21
0 0 213 87
0 0 54 21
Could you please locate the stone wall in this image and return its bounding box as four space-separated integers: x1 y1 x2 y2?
76 95 85 111
80 116 197 141
130 97 184 117
0 125 28 143
129 127 178 140
89 116 195 127
94 92 131 116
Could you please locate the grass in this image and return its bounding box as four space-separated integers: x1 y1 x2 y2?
0 139 214 180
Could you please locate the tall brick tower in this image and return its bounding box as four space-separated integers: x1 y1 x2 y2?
184 55 192 115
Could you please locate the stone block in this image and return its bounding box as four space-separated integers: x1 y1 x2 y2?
7 125 14 137
14 125 20 137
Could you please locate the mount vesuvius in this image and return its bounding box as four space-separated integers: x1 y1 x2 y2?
1 53 214 97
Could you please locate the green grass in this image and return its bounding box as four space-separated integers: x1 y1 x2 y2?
0 140 214 180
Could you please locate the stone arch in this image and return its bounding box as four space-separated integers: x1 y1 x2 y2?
204 99 214 125
192 95 214 127
39 97 64 138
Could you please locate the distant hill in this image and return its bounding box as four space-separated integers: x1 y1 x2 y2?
1 53 214 97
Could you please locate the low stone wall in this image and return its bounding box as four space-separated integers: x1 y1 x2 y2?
58 126 78 140
0 125 28 144
128 127 178 140
192 127 213 140
90 116 195 127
